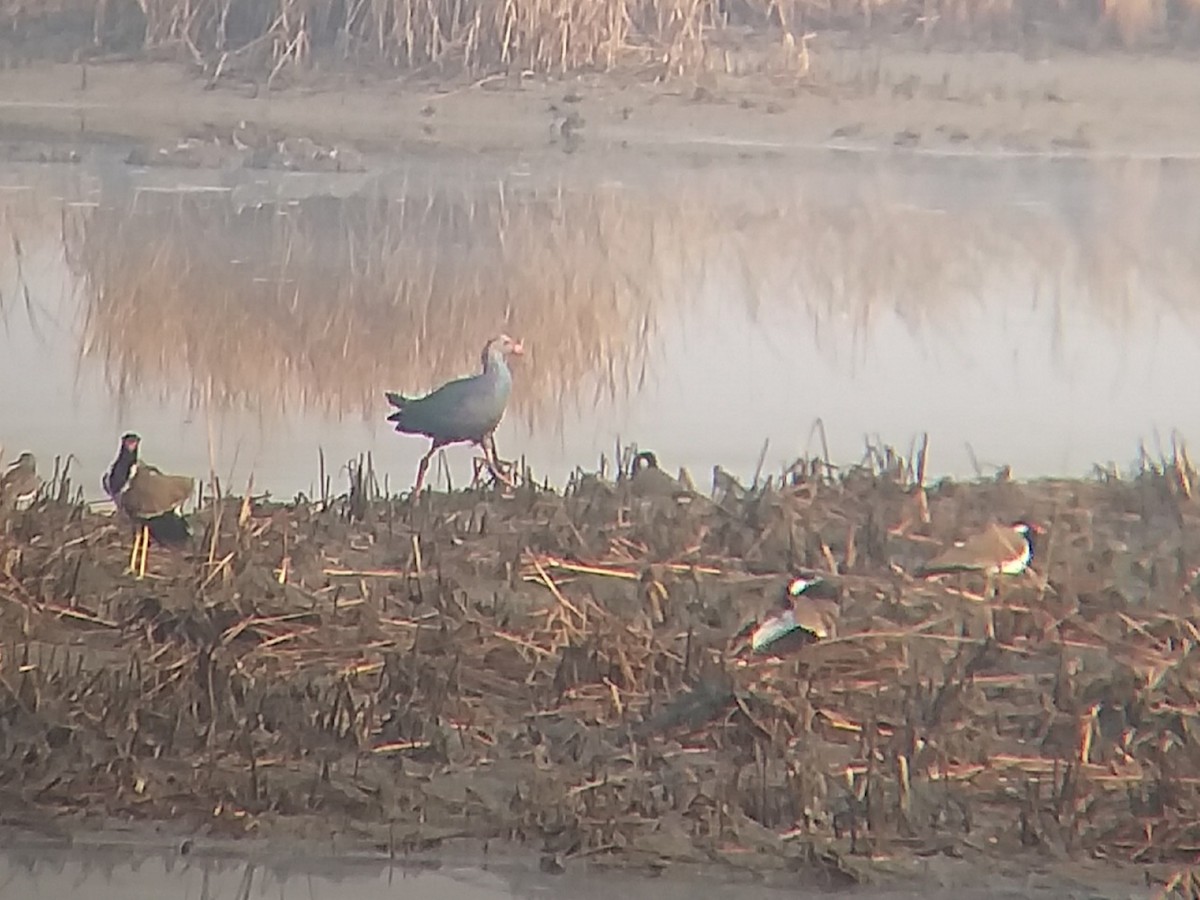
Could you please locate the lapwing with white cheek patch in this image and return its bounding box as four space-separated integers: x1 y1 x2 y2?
750 575 840 655
917 521 1043 579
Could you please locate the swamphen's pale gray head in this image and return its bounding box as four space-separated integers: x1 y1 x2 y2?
481 334 524 369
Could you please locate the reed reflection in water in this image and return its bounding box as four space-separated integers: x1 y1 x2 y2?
0 843 816 900
1 152 1199 495
66 180 692 429
0 848 537 900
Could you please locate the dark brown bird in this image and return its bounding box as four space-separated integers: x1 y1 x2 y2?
917 521 1043 578
629 450 685 498
0 452 40 511
103 433 195 579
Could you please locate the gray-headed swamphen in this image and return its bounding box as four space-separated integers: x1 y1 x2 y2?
385 334 524 494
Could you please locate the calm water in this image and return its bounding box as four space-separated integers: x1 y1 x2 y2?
0 845 781 900
1 148 1198 498
0 841 1148 899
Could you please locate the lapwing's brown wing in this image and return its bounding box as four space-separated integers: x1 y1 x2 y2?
920 523 1028 575
123 464 195 519
750 596 839 653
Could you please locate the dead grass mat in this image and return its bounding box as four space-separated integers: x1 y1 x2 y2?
2 448 1200 889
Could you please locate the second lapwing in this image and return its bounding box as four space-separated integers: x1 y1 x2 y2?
917 520 1043 578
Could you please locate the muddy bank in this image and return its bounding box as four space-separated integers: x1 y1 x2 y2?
2 42 1200 166
0 447 1197 893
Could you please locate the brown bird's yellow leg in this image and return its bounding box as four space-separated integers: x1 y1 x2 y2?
138 525 150 580
127 527 142 574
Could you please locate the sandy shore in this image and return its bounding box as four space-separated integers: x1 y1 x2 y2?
0 43 1198 161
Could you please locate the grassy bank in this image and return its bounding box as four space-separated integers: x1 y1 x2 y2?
3 0 1200 80
1 444 1199 887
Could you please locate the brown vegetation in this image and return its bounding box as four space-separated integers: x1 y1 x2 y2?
3 0 1200 78
1 442 1200 884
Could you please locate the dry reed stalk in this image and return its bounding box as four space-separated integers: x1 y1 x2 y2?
205 398 223 570
15 0 1200 78
914 432 930 524
491 628 558 657
199 550 235 589
526 553 724 578
531 555 587 625
372 739 433 753
324 567 407 576
42 603 119 627
237 474 254 529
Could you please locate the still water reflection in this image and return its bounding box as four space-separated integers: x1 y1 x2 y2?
0 150 1198 497
0 842 1133 899
0 844 796 900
